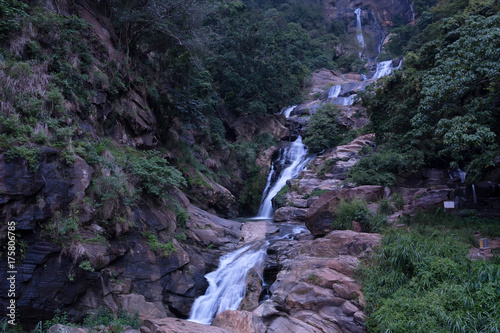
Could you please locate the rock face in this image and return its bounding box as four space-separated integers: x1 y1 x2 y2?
0 149 245 325
212 230 381 333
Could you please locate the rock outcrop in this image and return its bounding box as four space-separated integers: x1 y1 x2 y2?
212 230 381 333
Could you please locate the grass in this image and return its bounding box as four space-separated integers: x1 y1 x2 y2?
359 209 500 333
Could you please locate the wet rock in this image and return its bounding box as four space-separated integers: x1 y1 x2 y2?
212 310 266 333
274 206 307 222
186 205 241 250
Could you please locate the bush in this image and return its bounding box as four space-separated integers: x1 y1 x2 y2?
273 184 289 209
391 192 405 210
128 151 186 197
303 104 347 153
346 150 424 186
142 231 177 257
333 199 386 232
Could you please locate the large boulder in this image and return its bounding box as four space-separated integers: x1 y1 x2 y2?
212 310 266 333
142 318 230 333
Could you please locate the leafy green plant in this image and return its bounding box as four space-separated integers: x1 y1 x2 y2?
79 260 95 272
128 151 186 197
333 199 386 232
303 104 347 153
391 192 405 210
377 199 395 215
142 231 177 257
4 146 41 171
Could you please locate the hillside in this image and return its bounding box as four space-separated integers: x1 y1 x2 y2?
0 0 499 332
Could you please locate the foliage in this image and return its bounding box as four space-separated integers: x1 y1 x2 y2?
332 199 386 233
273 184 289 209
142 231 177 257
83 307 140 332
4 146 41 171
361 5 500 182
303 104 348 153
0 0 27 38
43 310 74 332
127 151 186 197
346 150 424 186
391 192 405 210
360 211 500 333
43 209 80 245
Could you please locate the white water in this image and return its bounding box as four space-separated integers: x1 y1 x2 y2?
472 184 477 204
281 105 297 118
256 136 311 218
372 60 395 79
188 240 267 324
328 85 341 99
334 94 356 106
355 8 365 57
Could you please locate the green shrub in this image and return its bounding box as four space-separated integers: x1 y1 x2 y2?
83 307 140 332
346 150 424 186
142 231 177 257
303 104 346 153
273 185 290 209
391 192 405 210
333 199 386 232
377 199 395 215
4 145 41 171
128 151 186 197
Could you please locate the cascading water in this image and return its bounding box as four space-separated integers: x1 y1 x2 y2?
256 136 311 218
372 60 395 79
188 240 267 324
188 226 307 325
334 94 356 106
328 85 341 99
280 105 297 118
355 8 365 57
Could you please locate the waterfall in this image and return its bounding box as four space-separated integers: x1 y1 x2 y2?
328 85 341 99
355 8 365 57
472 184 477 204
372 60 395 79
280 105 297 118
334 94 356 106
256 136 311 218
188 240 268 325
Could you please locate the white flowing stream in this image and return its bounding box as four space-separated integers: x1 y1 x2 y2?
256 136 311 218
355 8 365 57
188 240 267 324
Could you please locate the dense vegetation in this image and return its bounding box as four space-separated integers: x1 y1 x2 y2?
359 211 500 332
348 0 500 185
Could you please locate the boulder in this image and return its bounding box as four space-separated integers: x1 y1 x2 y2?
142 318 230 333
274 206 307 222
212 310 266 333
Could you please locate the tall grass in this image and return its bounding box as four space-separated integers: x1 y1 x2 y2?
359 210 500 332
